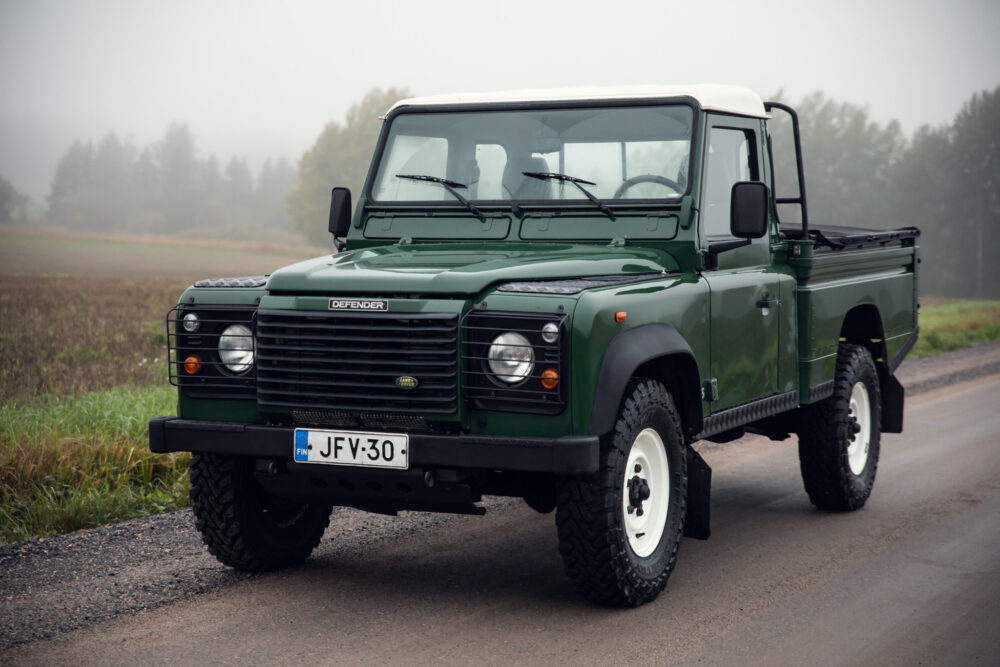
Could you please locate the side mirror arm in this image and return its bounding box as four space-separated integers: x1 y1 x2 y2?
705 238 751 270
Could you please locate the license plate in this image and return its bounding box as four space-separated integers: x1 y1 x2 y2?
293 429 409 469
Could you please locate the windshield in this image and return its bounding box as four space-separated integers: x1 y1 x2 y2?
371 104 694 204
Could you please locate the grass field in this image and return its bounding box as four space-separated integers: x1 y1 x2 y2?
0 225 326 278
0 227 327 543
1 226 998 543
911 300 1000 357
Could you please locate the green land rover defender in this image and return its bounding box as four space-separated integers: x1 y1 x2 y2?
149 85 920 606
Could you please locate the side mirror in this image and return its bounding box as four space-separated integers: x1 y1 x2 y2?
328 187 352 239
730 181 769 239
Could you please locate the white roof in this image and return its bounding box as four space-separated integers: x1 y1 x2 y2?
387 84 768 118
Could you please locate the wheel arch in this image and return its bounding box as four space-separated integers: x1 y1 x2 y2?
840 304 887 366
839 305 903 433
588 323 703 440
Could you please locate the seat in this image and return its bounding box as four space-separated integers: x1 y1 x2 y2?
501 156 552 200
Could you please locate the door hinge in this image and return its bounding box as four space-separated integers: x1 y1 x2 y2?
702 379 719 402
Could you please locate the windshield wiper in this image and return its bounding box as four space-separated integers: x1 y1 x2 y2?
395 174 482 219
521 171 615 219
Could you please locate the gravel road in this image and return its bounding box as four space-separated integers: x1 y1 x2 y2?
2 342 999 663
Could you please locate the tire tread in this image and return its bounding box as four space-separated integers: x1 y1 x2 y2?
556 379 687 606
798 343 882 511
189 454 331 571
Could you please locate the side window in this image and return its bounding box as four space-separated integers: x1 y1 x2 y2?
703 128 757 237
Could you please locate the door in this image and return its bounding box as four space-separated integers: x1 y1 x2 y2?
700 116 780 410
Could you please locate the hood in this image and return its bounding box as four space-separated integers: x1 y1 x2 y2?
266 242 679 296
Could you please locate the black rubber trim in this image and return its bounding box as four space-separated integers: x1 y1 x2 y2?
696 390 798 440
808 380 835 404
588 323 701 436
149 417 598 475
889 326 919 373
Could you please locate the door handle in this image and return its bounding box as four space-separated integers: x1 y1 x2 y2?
757 298 780 308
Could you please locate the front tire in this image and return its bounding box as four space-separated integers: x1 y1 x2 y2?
798 343 882 511
556 379 687 606
190 454 333 571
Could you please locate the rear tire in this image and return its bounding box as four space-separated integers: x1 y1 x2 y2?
798 343 882 511
190 454 333 571
556 379 687 606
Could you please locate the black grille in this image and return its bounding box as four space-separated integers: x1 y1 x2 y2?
256 309 458 414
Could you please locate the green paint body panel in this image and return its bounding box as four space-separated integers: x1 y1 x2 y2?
790 244 918 401
178 395 265 423
164 96 918 457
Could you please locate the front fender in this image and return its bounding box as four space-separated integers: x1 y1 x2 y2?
587 323 703 438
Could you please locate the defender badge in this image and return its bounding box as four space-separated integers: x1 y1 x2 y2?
328 299 387 311
395 376 419 390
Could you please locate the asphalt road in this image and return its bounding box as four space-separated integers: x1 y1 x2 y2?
4 361 1000 665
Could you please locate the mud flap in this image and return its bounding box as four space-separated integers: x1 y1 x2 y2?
684 448 711 540
881 372 905 433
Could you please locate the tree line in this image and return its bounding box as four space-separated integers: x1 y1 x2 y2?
18 85 998 298
0 175 35 223
44 123 297 241
769 87 999 298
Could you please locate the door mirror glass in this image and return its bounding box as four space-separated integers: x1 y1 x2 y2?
730 181 769 238
329 187 352 237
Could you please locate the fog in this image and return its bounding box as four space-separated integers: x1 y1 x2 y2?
1 0 998 199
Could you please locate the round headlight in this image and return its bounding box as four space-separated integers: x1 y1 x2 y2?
219 324 254 373
541 322 560 343
487 332 534 384
182 312 200 333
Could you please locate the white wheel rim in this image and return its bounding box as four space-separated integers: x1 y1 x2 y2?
622 428 670 558
847 381 871 475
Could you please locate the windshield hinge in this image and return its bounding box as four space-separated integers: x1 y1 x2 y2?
608 237 627 248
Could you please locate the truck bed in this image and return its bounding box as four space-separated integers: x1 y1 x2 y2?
781 224 920 403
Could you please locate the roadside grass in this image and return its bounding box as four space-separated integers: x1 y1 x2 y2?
0 384 188 544
912 300 1000 357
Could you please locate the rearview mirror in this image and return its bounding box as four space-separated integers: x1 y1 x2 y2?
328 187 352 238
730 182 769 239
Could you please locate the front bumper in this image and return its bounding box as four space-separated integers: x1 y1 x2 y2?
149 417 599 475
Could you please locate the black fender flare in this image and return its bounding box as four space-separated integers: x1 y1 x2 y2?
587 323 703 438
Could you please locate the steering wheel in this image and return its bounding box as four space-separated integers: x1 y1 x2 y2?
613 174 683 199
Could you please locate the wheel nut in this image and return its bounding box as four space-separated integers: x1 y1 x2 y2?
634 463 641 473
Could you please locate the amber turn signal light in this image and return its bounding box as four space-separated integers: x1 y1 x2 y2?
616 311 627 323
541 368 559 389
184 355 202 374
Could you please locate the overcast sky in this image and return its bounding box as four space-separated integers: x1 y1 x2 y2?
2 0 998 199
